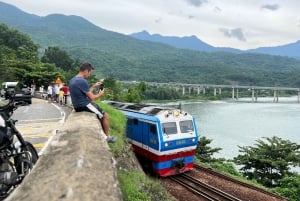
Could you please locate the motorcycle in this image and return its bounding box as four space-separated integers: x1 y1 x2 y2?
0 98 38 199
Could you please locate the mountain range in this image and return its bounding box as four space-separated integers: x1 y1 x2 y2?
1 1 300 87
130 31 300 59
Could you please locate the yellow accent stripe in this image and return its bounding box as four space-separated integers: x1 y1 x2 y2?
23 133 53 138
33 143 45 148
17 125 56 132
17 127 35 131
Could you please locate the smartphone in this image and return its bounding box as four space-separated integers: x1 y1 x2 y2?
99 83 104 90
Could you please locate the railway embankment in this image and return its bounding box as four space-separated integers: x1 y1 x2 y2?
6 111 122 201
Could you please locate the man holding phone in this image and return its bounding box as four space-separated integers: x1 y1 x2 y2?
69 62 117 143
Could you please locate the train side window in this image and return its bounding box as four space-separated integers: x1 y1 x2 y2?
150 125 157 135
162 122 177 135
133 118 139 125
179 120 194 133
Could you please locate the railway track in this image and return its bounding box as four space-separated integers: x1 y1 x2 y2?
171 174 242 201
193 164 286 201
162 164 287 201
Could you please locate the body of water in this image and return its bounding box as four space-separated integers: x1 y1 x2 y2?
175 97 300 162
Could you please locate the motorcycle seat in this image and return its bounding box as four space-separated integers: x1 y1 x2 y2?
0 99 10 111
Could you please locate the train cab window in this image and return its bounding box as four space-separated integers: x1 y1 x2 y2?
162 122 177 135
150 125 157 135
179 120 194 133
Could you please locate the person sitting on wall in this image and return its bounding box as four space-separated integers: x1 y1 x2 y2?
69 62 117 143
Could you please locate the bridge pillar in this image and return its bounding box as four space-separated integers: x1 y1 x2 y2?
197 87 200 95
214 88 217 96
232 88 239 100
256 90 258 102
274 90 279 102
188 87 191 94
203 87 206 95
219 88 222 95
182 86 185 95
252 89 257 102
298 91 300 103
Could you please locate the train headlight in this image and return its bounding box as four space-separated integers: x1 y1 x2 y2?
188 138 196 142
165 142 173 147
174 110 180 117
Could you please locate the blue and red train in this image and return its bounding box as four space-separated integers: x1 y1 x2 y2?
107 101 199 177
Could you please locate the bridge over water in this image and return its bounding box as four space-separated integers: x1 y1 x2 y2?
121 81 300 103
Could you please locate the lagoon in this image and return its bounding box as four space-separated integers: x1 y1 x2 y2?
179 97 300 161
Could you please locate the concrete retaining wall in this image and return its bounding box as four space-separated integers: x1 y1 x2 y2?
6 111 122 201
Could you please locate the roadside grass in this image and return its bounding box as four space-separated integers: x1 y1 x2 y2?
98 101 126 155
118 170 175 201
97 101 175 201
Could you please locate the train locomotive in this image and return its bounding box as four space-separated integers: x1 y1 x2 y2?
107 101 199 177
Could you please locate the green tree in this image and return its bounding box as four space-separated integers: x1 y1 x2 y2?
124 82 148 103
31 63 62 88
41 46 75 71
125 87 142 103
274 174 300 201
195 136 224 163
102 77 123 101
0 23 41 85
0 45 16 81
233 136 300 187
0 23 38 53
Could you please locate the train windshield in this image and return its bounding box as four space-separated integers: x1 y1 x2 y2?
179 120 194 133
162 122 177 135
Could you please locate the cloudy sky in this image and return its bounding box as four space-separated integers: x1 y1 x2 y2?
2 0 300 50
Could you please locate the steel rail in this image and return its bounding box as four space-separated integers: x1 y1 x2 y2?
171 174 242 201
170 176 216 201
194 164 287 200
180 174 242 201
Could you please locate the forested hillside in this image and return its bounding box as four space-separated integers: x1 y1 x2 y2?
1 2 300 87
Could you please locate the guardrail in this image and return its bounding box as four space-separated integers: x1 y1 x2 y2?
6 111 122 201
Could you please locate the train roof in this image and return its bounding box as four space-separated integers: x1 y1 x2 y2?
106 101 166 116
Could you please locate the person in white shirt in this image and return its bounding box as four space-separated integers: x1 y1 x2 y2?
47 84 53 103
54 84 60 103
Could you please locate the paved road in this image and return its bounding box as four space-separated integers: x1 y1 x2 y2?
12 98 71 154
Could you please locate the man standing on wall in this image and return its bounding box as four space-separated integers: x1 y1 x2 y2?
69 62 116 143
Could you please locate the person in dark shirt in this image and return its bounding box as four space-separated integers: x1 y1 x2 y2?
69 62 116 143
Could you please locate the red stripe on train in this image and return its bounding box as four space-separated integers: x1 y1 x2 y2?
132 144 195 162
154 163 194 177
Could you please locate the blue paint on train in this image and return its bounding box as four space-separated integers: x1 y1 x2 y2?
152 156 195 169
124 110 161 151
106 101 199 176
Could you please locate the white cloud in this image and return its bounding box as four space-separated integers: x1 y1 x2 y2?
1 0 300 50
220 28 246 42
185 0 208 7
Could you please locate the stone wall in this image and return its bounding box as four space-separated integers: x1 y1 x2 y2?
6 111 122 201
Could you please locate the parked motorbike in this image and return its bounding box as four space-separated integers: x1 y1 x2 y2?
0 98 38 199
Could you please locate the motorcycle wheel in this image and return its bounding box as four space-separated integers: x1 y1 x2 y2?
14 142 39 175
